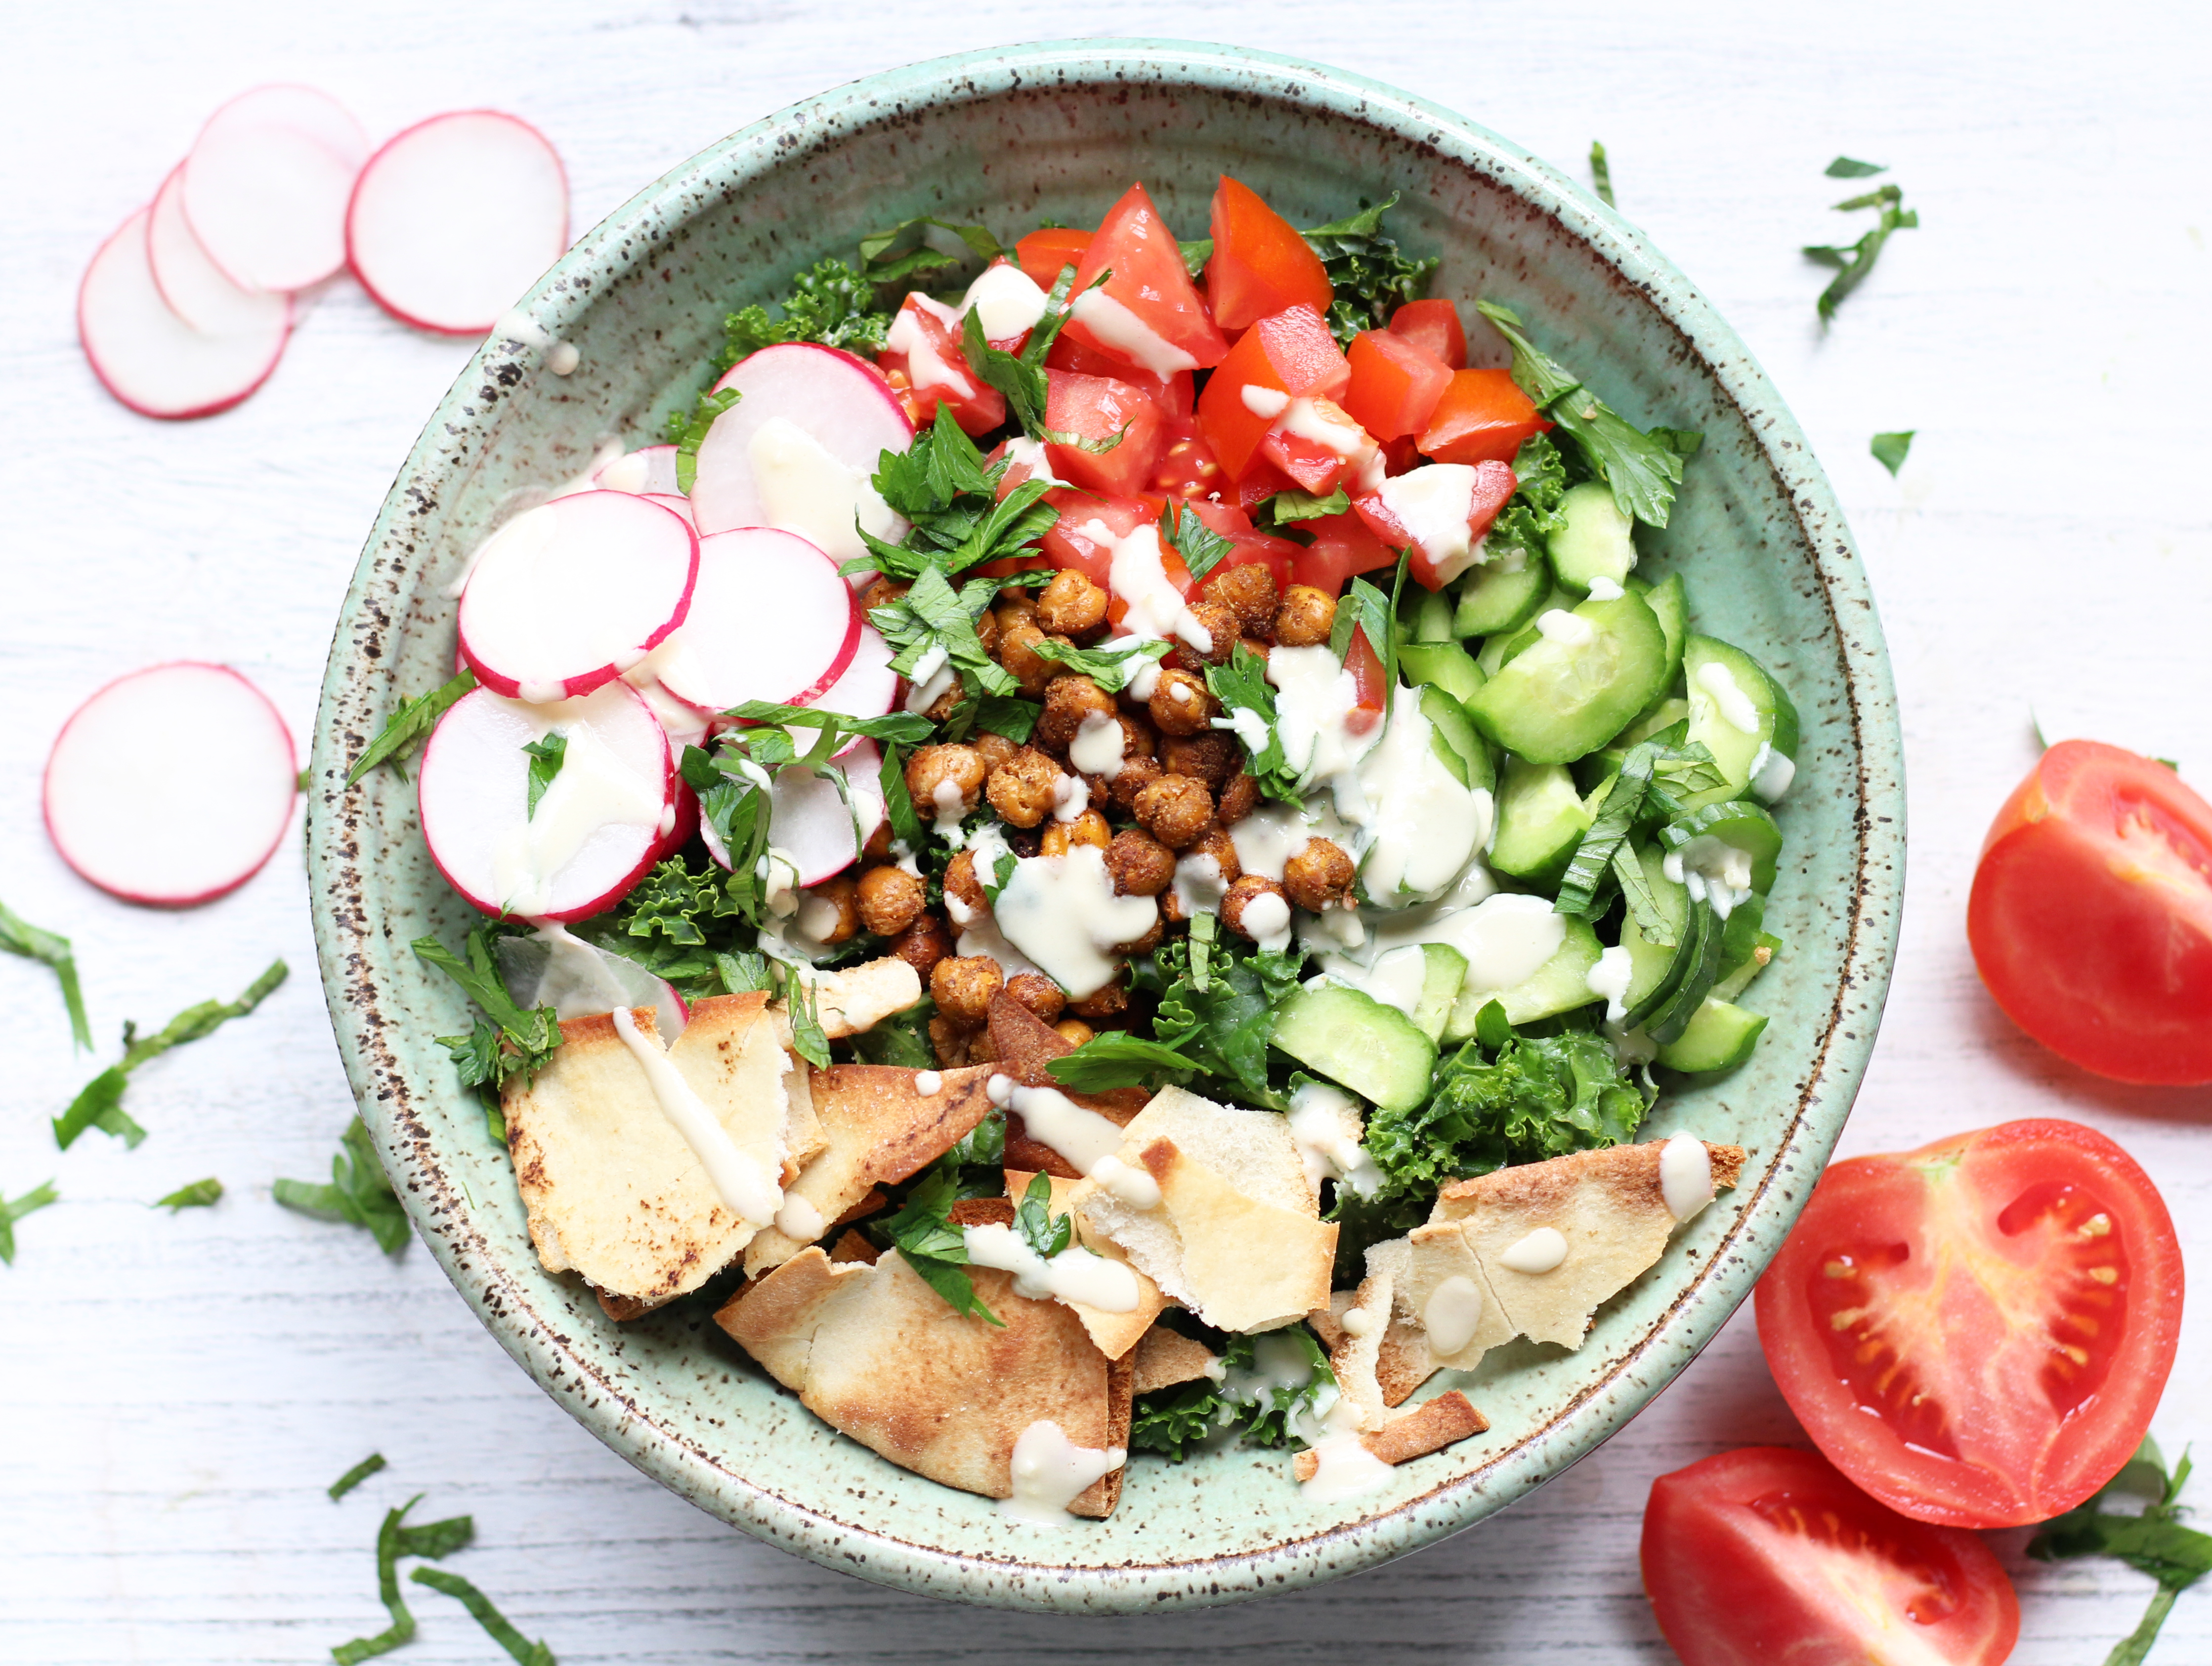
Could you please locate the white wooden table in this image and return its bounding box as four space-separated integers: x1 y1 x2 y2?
3 1 2208 1660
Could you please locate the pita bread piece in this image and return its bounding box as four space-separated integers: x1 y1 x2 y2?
787 955 923 1039
1310 1276 1441 1410
1069 1346 1135 1519
1291 1391 1488 1481
1130 1325 1221 1395
1326 1267 1395 1430
1004 1168 1171 1361
505 992 790 1306
987 994 1149 1177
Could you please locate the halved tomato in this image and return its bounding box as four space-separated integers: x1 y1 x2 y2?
1970 740 2212 1084
1060 183 1228 376
1756 1118 2183 1528
1641 1447 2019 1666
1205 175 1333 333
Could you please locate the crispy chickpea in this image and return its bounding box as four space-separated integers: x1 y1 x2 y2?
1217 770 1259 826
1068 971 1130 1020
942 849 988 923
1179 600 1238 667
985 747 1064 829
1053 1018 1096 1048
1108 751 1163 812
1148 667 1219 737
1105 828 1176 896
1035 568 1109 637
891 912 951 980
862 819 894 862
905 744 984 821
998 583 1041 613
1162 730 1236 789
858 576 909 616
1283 837 1357 912
1038 673 1117 750
973 606 1001 657
1240 636 1273 664
1275 584 1336 648
1134 773 1215 849
1005 971 1067 1024
931 954 1005 1025
971 730 1020 774
1202 561 1279 635
1000 621 1070 697
798 875 859 944
855 865 924 938
929 1013 977 1069
1113 914 1165 957
1041 809 1111 857
1117 708 1160 762
923 682 963 723
1187 824 1243 887
1222 874 1291 943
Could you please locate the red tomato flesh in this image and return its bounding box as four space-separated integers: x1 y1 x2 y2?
875 294 1004 436
1342 625 1387 735
1290 510 1398 594
1205 175 1333 333
1343 329 1452 440
1196 304 1349 481
1642 1447 2019 1666
1418 367 1549 466
1353 459 1516 592
1256 397 1376 496
1015 226 1091 290
1148 418 1226 501
1061 183 1229 376
1969 740 2212 1084
1388 298 1466 368
1756 1118 2183 1528
1045 332 1194 419
1042 369 1167 497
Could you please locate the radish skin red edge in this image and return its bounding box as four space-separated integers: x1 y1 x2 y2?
79 208 292 420
44 663 298 906
146 165 291 339
655 529 862 714
179 84 370 294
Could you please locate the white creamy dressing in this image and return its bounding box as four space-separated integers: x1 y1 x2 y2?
1352 696 1483 903
1291 1395 1393 1502
1585 944 1635 1025
1223 1329 1327 1408
913 1069 944 1096
1336 944 1429 1018
1230 803 1308 881
774 1193 826 1242
1240 384 1291 420
1535 609 1596 648
1749 742 1797 803
930 776 970 846
1068 711 1126 778
546 341 580 376
747 416 901 568
1286 1079 1380 1199
1240 889 1294 952
1000 434 1066 488
902 643 955 715
1663 835 1756 920
1498 1226 1569 1275
492 714 668 916
1266 646 1381 808
1324 887 1561 1009
607 1005 782 1223
1340 1305 1377 1338
1695 660 1762 735
886 293 977 397
954 913 1044 980
1051 772 1091 823
1374 464 1485 586
492 308 580 375
1423 1275 1487 1357
1585 575 1624 601
1660 1133 1715 1222
992 847 1157 997
999 1420 1127 1527
795 890 846 940
961 1222 1141 1312
962 263 1052 341
1215 704 1274 756
1085 519 1213 651
1070 286 1198 376
1171 853 1228 918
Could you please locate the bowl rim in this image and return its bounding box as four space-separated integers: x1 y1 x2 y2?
307 36 1904 1612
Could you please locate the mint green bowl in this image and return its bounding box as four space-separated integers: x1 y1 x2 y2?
306 40 1902 1612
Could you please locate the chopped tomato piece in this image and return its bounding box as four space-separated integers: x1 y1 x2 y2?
1353 459 1517 591
1204 176 1333 333
1388 298 1466 368
1015 226 1091 290
876 293 1004 436
1343 329 1452 440
1418 367 1549 466
1039 491 1153 590
1045 332 1194 419
1234 457 1297 516
1379 434 1423 476
1183 500 1253 539
1257 396 1378 496
1195 304 1350 481
1343 624 1387 735
1289 510 1397 593
1060 183 1229 378
1148 418 1225 500
1043 369 1167 497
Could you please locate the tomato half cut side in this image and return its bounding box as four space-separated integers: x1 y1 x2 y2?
1969 739 2212 1084
1756 1118 2183 1528
1642 1447 2019 1666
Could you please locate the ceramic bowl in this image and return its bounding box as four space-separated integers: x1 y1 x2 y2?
306 38 1902 1613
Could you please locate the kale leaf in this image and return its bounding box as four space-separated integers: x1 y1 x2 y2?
1129 1327 1337 1460
1302 194 1439 346
1132 929 1306 1106
717 257 892 366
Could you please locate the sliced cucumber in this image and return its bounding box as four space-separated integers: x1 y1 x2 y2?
1623 894 1726 1043
1403 586 1456 645
1656 998 1768 1074
1580 695 1691 791
1617 842 1689 1012
1453 548 1552 637
1547 481 1639 593
1409 943 1470 1042
1420 684 1496 792
1273 982 1437 1111
1489 755 1590 884
1660 799 1784 894
1641 572 1688 682
1468 590 1671 765
1441 917 1603 1040
1713 924 1784 1002
1401 641 1487 708
1682 636 1801 805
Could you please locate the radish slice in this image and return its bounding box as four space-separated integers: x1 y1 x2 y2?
347 110 569 334
689 342 914 565
495 925 686 1039
596 446 681 495
702 740 886 887
79 208 291 419
655 529 859 715
181 84 370 293
458 491 698 703
146 166 291 338
418 681 673 921
641 492 698 530
654 779 701 862
807 625 899 722
44 662 296 906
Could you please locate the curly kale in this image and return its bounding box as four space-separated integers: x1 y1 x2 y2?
1303 194 1439 346
717 257 892 368
1129 1327 1336 1461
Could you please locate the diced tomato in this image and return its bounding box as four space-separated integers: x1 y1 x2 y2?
1043 369 1167 497
1418 367 1549 466
1184 500 1254 539
1039 492 1154 592
1148 419 1226 500
1045 332 1194 419
1343 329 1452 440
1379 434 1423 476
1289 510 1398 593
1174 500 1296 600
1352 459 1517 592
1257 396 1378 496
1060 183 1229 377
1343 624 1387 735
1015 226 1091 290
1388 298 1466 368
1234 457 1296 516
1195 304 1350 481
875 293 1004 435
1204 175 1333 333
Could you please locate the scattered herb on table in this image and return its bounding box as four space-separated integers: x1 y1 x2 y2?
410 1567 556 1666
2030 1436 2212 1666
54 959 288 1149
331 1494 475 1665
153 1177 223 1213
0 896 91 1049
1825 155 1887 178
275 1119 411 1255
329 1453 388 1502
0 1179 59 1267
1805 173 1918 324
1590 140 1616 206
1871 430 1915 475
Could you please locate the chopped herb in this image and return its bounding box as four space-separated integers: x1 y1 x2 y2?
1871 430 1915 475
328 1453 388 1501
723 701 934 746
1177 238 1214 279
850 998 936 1069
520 732 566 817
1047 1032 1202 1093
667 388 738 495
55 959 288 1150
876 1167 1002 1325
878 747 927 851
714 257 892 368
2030 1436 2212 1666
153 1177 223 1213
1805 182 1918 324
1127 928 1305 1106
344 669 478 787
330 1495 473 1665
771 962 832 1070
851 407 1062 584
414 928 562 1114
871 565 1019 697
958 263 1110 445
1014 1171 1073 1259
0 1178 58 1267
1825 156 1886 178
1163 500 1235 583
1589 141 1616 207
971 693 1042 744
1189 908 1217 994
1328 574 1397 695
1027 635 1171 694
1204 643 1300 803
1261 486 1352 524
409 1567 556 1666
859 214 1004 284
275 1118 411 1255
1302 194 1439 346
0 896 91 1049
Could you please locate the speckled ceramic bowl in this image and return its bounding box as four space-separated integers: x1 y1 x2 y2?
306 39 1902 1612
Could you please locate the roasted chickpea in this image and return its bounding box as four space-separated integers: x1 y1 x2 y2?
931 954 1005 1025
1275 584 1336 647
1202 561 1279 635
1217 770 1259 826
1222 874 1291 944
1107 751 1163 812
1133 773 1215 849
1116 708 1160 762
855 865 924 938
1005 972 1068 1024
1240 636 1274 664
1179 600 1238 667
1148 667 1219 737
998 583 1042 613
972 730 1020 774
929 1013 977 1068
973 606 1001 657
942 849 989 923
999 621 1068 697
1161 730 1236 788
1283 837 1357 912
1113 914 1165 957
923 682 963 723
1040 808 1111 858
967 1025 1000 1064
862 818 894 862
985 747 1064 829
1053 1018 1096 1048
892 912 952 980
905 744 984 822
1186 824 1243 887
858 576 909 616
798 875 859 944
1105 828 1176 896
1038 673 1117 750
1035 568 1109 637
1068 971 1130 1020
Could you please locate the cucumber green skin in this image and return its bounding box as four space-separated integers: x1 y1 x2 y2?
1642 572 1688 682
1453 550 1552 637
1401 641 1487 709
1625 897 1727 1043
1579 697 1690 792
1489 755 1590 884
1418 684 1496 792
1442 917 1603 1041
1618 843 1688 1010
1682 636 1798 804
1656 998 1768 1074
1410 943 1470 1042
1272 983 1437 1111
1666 799 1784 893
1547 481 1639 592
1712 930 1783 1002
1410 587 1455 644
1468 590 1671 765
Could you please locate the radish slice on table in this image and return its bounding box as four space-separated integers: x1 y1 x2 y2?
80 208 291 419
807 624 899 722
418 681 673 921
458 491 698 703
347 110 568 333
496 924 686 1039
595 445 681 496
689 342 914 565
44 662 296 906
702 740 886 888
655 528 859 714
181 84 370 293
640 492 697 530
146 166 291 338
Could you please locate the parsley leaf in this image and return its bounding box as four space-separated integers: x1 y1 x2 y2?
0 1178 58 1267
329 1494 473 1665
723 701 934 747
1129 929 1305 1106
1804 182 1919 324
859 214 1004 284
1028 635 1170 694
1164 500 1235 582
1328 575 1396 686
409 1567 556 1666
328 1453 387 1501
0 895 91 1049
153 1177 223 1213
54 959 288 1149
871 565 1018 696
1302 194 1439 346
1177 238 1214 278
521 732 566 816
851 407 1062 583
275 1118 411 1256
1589 140 1616 207
1014 1170 1073 1259
413 928 561 1101
1825 156 1886 178
957 262 1109 445
1046 1033 1201 1093
715 257 892 368
1871 430 1915 475
1261 486 1351 524
877 1167 1002 1325
1204 642 1300 803
2030 1436 2212 1666
345 669 478 788
667 387 739 494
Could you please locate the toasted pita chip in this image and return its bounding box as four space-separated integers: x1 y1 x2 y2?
1089 1085 1318 1213
1005 1168 1171 1361
949 1196 1016 1228
828 1228 880 1265
1068 1347 1134 1519
827 1188 888 1231
987 994 1149 1176
780 1056 827 1178
1291 1390 1488 1480
716 1247 1112 1500
1312 1284 1437 1410
786 955 923 1040
741 1065 995 1277
596 1288 658 1323
1429 1141 1744 1349
505 993 790 1305
1374 1224 1515 1374
1131 1326 1220 1395
1328 1268 1395 1430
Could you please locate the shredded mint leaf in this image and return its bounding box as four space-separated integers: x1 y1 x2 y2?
877 746 927 852
1046 1033 1201 1093
772 963 832 1071
153 1177 223 1213
1028 635 1170 694
665 386 739 494
725 701 935 747
328 1453 387 1501
1826 156 1886 178
877 1168 1002 1325
345 669 477 788
1329 575 1395 680
520 732 566 817
1189 909 1217 993
1590 140 1616 207
2031 1437 2212 1666
974 693 1042 744
1303 193 1438 346
1804 182 1918 324
1015 1171 1074 1259
850 998 935 1069
1204 643 1300 803
1555 744 1665 918
409 1567 556 1666
0 1178 58 1266
415 928 561 1098
1263 486 1351 524
330 1495 473 1665
276 1119 411 1255
0 896 92 1050
54 959 287 1149
956 261 1093 443
860 215 1004 284
1871 430 1915 475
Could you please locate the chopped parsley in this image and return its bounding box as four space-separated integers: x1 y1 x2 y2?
1825 156 1887 178
874 1166 1001 1326
54 958 288 1150
667 387 739 494
1014 1170 1073 1259
345 669 477 787
1204 643 1300 803
859 214 1004 284
851 406 1061 583
1302 193 1439 346
871 564 1021 697
408 1567 557 1666
275 1119 411 1255
153 1177 223 1213
1262 486 1351 524
414 927 561 1136
957 263 1104 443
520 732 566 816
1871 430 1915 475
2030 1436 2212 1666
1805 181 1918 324
1027 635 1170 694
0 895 91 1050
0 1178 58 1267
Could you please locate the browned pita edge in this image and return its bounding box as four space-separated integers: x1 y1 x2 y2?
1131 1326 1219 1396
1311 1287 1439 1411
988 994 1149 1177
1291 1391 1488 1481
949 1196 1017 1228
1326 1268 1395 1430
740 1064 995 1277
828 1228 879 1265
596 1288 659 1323
785 955 924 1040
504 992 788 1306
827 1188 888 1231
716 1247 1112 1500
1004 1168 1171 1361
1068 1347 1135 1518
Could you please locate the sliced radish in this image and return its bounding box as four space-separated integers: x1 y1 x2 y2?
807 624 899 722
623 655 713 755
595 446 681 495
347 110 569 334
44 663 296 906
181 84 370 293
495 925 686 1038
418 680 673 921
689 342 914 565
458 491 698 703
702 740 885 887
654 779 701 862
641 492 698 530
146 166 291 338
79 208 291 419
654 528 859 715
